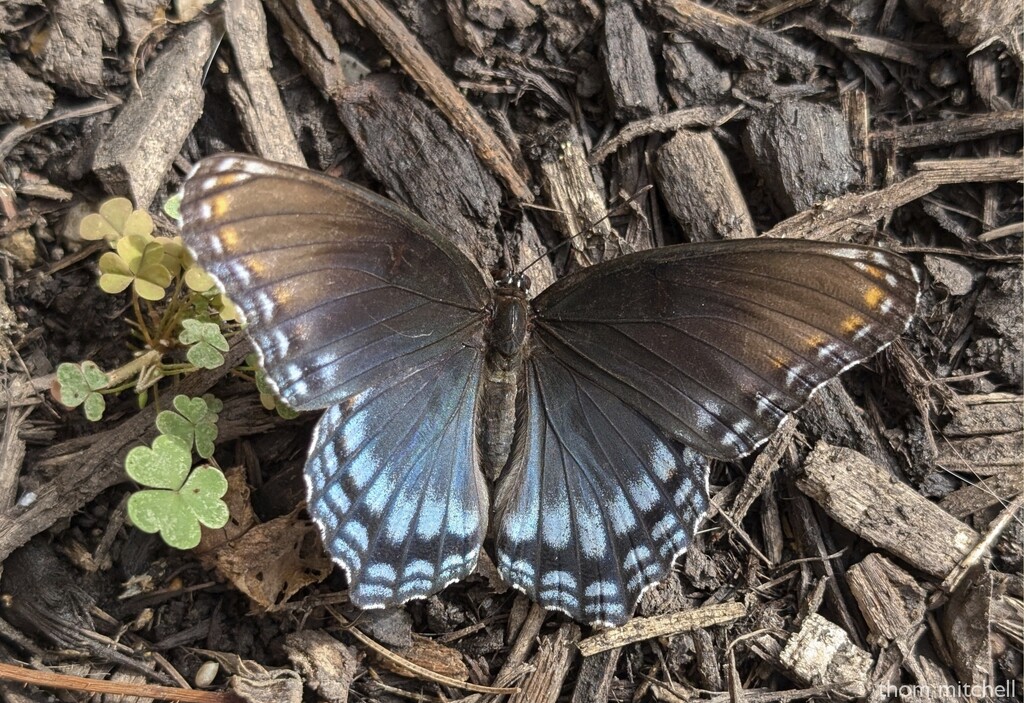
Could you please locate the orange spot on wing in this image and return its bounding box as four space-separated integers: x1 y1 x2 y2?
243 256 266 277
273 286 293 307
219 226 239 250
841 314 865 334
864 286 885 310
804 333 828 349
211 196 229 219
863 264 884 279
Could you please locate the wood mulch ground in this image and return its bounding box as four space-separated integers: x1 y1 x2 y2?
0 0 1021 701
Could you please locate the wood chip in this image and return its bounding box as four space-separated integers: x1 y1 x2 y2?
779 613 872 699
93 19 217 207
577 601 745 656
655 129 755 241
223 0 305 166
604 0 660 119
796 442 981 579
511 623 580 703
847 553 926 644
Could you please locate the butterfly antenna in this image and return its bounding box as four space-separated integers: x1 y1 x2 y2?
520 185 653 275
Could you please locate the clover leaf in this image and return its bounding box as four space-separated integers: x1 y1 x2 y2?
55 361 109 421
98 234 173 301
80 197 154 244
179 319 229 369
127 463 230 550
156 394 220 459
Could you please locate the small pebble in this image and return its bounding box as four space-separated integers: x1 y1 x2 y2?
195 660 219 688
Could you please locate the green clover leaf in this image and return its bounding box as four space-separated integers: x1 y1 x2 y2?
98 234 172 301
156 395 219 458
127 466 229 550
55 361 109 421
125 434 192 489
163 192 182 221
179 319 229 369
80 197 154 244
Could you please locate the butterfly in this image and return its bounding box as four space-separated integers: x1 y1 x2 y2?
180 154 919 626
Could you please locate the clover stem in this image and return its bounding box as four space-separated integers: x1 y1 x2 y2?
131 293 152 348
104 349 163 388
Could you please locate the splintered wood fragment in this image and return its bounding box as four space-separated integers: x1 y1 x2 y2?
872 109 1024 150
779 614 872 700
0 662 233 703
511 623 581 703
335 0 532 202
577 601 745 656
655 130 755 241
920 0 1022 61
742 102 859 216
604 0 661 119
0 342 250 562
847 554 926 644
730 417 796 523
939 469 1023 518
530 122 617 266
264 0 353 102
764 155 1024 240
569 648 621 703
93 19 217 207
942 564 994 688
649 0 817 79
796 442 980 579
224 0 305 167
590 105 740 163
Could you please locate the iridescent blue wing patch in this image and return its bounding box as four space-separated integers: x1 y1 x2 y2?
307 346 488 606
495 352 710 626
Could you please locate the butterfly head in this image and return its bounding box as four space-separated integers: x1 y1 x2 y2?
494 271 531 297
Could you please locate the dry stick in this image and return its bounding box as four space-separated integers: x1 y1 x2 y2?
590 105 744 163
0 662 237 703
871 108 1024 150
577 601 746 657
764 155 1023 240
940 493 1024 596
334 0 532 203
329 608 520 695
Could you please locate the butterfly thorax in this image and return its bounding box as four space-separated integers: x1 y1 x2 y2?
479 273 531 482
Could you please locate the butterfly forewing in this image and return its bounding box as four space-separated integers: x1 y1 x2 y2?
181 156 491 411
181 154 492 607
531 239 920 460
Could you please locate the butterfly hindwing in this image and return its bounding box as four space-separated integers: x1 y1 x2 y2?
531 239 920 460
181 155 491 411
307 346 489 606
495 351 711 626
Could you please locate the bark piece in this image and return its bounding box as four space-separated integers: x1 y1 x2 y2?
742 101 860 216
663 34 730 108
779 613 872 699
938 469 1023 519
336 75 504 274
529 121 620 266
796 442 981 579
942 564 994 688
0 60 54 122
570 648 620 703
871 109 1023 151
655 129 755 242
511 623 580 703
282 630 357 703
920 0 1022 61
577 601 745 656
847 553 926 644
650 0 817 80
93 19 217 207
264 0 357 103
604 0 661 119
36 0 118 96
337 0 532 201
224 0 305 166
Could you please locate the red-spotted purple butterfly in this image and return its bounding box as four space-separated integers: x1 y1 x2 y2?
180 154 919 626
